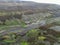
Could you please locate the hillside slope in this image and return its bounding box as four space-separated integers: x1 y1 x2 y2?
0 1 60 17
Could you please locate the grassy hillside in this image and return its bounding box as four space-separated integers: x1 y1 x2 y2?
0 1 60 45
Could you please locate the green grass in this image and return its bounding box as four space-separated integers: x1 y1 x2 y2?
0 26 11 30
0 19 27 30
21 42 29 45
5 19 26 27
3 39 16 43
5 19 20 25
